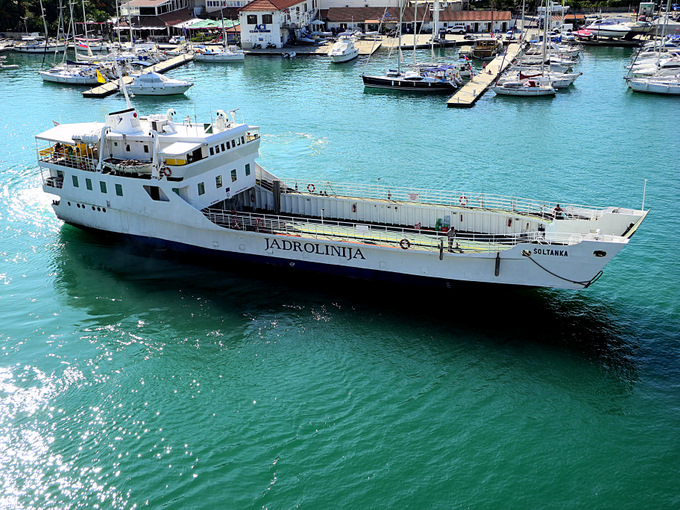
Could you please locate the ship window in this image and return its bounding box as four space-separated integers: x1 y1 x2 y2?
172 188 179 195
227 141 231 149
115 183 123 196
86 178 93 190
143 145 149 153
143 185 169 202
216 175 222 188
126 145 130 151
247 14 257 24
210 147 215 156
198 182 205 195
245 163 251 176
263 14 272 24
72 175 79 187
231 169 237 182
221 143 226 151
100 181 107 193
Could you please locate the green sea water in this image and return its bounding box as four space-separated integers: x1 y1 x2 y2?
1 46 679 508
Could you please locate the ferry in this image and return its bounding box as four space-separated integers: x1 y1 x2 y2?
35 101 648 290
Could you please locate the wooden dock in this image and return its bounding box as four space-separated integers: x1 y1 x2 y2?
82 53 194 98
446 42 523 108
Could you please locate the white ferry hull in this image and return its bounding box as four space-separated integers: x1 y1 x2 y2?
44 184 625 290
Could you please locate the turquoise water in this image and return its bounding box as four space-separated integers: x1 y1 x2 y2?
1 46 679 508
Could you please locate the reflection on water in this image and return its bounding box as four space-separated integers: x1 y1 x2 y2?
52 224 639 378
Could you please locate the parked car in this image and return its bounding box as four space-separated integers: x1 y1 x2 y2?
446 27 466 35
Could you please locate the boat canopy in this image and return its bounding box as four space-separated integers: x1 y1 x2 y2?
36 122 104 144
159 141 203 157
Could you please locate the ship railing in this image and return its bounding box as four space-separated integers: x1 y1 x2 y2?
203 208 595 254
37 144 98 172
276 179 608 221
44 175 64 189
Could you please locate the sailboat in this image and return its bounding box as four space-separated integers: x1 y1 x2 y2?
193 13 245 62
361 0 458 92
492 0 556 96
625 0 680 95
38 0 105 85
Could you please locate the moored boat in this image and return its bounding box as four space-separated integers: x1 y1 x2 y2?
128 72 193 95
35 103 648 290
328 33 359 63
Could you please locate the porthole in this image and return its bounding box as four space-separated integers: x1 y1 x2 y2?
594 250 607 258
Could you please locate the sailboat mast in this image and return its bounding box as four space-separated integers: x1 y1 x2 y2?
398 0 403 73
413 0 417 65
81 0 89 41
520 0 525 45
540 0 548 75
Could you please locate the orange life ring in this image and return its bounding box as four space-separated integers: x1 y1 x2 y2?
459 195 468 206
307 183 315 193
400 238 410 250
79 161 86 170
256 217 263 227
161 166 172 177
232 219 241 229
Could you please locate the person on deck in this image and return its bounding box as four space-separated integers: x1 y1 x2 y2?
553 204 564 219
448 226 456 252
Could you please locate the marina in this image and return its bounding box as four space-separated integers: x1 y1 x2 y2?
1 7 679 509
447 41 522 106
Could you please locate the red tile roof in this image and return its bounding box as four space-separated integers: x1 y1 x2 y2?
322 7 511 23
239 0 305 12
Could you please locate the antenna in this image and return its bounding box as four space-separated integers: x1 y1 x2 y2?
642 179 648 211
117 62 133 108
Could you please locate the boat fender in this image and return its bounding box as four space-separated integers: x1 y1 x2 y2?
508 218 512 227
400 238 410 250
352 203 356 213
307 183 315 193
251 193 256 203
459 195 468 206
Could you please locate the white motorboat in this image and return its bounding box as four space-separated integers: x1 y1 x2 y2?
193 45 245 62
651 15 680 36
328 33 359 63
626 73 680 95
492 79 557 96
583 19 633 39
35 103 648 290
128 72 193 95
